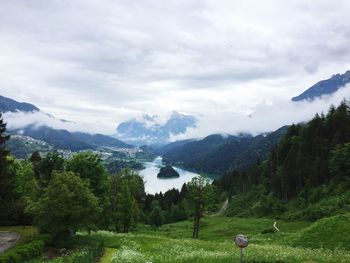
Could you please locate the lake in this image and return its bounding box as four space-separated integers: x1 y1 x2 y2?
139 156 200 194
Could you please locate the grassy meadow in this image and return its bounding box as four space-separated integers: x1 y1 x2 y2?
3 214 350 262
91 214 350 263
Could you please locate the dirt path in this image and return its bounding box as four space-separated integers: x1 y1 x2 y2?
0 232 20 253
211 198 229 217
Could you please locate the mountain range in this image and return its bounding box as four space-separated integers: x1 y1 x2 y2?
1 69 349 160
116 70 350 146
116 111 197 145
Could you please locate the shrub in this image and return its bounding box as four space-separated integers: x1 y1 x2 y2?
0 240 44 263
30 240 104 263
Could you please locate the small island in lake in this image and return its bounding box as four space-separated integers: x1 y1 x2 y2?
157 165 180 178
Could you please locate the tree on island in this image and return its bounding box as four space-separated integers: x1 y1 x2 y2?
157 165 180 178
187 176 214 239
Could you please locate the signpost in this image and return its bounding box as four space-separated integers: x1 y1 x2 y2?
234 234 249 263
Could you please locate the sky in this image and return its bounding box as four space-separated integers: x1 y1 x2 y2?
1 0 350 136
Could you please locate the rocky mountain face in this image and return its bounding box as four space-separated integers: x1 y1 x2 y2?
292 70 350 102
116 111 197 145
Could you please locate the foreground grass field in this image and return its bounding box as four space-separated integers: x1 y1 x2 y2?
4 214 350 262
94 214 350 263
136 216 311 244
91 231 350 263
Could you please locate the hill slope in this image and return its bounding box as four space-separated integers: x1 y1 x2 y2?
163 127 288 175
85 215 350 263
0 95 39 112
0 95 132 152
72 132 132 149
11 125 93 151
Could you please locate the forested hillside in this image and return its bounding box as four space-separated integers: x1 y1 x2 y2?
163 127 287 175
215 100 350 220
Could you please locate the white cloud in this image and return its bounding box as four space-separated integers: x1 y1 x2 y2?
170 84 350 140
3 111 110 134
0 0 350 135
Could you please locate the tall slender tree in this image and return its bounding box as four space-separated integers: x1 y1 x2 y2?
187 176 214 239
0 112 10 174
0 112 16 223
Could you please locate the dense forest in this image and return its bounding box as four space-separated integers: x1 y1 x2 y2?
214 100 350 221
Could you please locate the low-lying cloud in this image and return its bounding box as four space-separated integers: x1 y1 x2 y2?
3 111 111 134
170 84 350 141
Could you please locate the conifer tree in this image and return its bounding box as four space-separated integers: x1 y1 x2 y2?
0 112 16 223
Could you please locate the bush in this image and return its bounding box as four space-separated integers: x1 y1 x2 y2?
0 240 44 263
261 228 275 234
37 234 52 244
30 240 104 263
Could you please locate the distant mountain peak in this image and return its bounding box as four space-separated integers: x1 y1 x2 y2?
116 111 197 145
292 70 350 102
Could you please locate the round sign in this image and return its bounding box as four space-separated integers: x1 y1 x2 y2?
234 234 249 248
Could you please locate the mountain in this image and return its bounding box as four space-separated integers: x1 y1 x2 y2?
11 125 93 151
9 126 134 152
116 111 197 145
162 127 288 176
292 70 350 102
72 132 132 149
157 139 195 155
6 135 55 159
0 95 39 112
0 95 132 152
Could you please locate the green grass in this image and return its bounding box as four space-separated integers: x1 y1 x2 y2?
291 214 350 250
68 214 349 262
100 248 118 263
82 231 350 263
137 216 311 244
5 214 350 262
0 225 38 245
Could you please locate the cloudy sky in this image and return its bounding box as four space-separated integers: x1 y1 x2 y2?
1 0 350 135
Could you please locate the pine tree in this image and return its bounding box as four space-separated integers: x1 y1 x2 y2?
0 112 16 223
0 112 10 173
